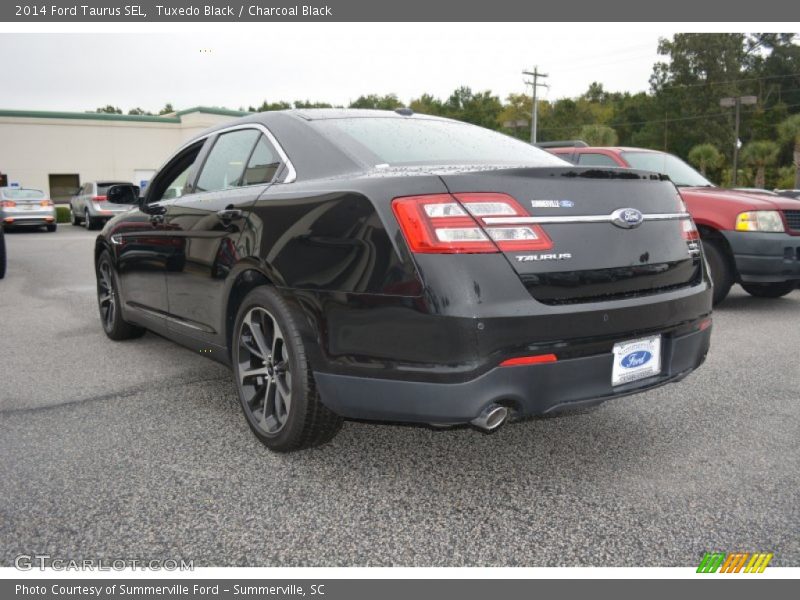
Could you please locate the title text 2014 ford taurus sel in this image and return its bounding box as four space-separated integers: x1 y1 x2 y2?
95 109 712 451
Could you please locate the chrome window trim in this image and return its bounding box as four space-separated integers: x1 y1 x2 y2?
482 212 690 225
173 122 296 184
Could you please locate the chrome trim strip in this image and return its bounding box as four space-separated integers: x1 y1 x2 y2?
482 212 690 225
170 122 296 184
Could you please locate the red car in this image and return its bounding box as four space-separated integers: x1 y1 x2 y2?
546 144 800 304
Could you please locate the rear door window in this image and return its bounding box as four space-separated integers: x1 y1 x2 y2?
195 129 261 193
242 135 282 186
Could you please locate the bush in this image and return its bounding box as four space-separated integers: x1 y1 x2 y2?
55 205 71 223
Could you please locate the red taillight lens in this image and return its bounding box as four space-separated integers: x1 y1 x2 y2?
93 195 107 202
1 200 16 208
500 353 558 367
40 199 53 207
392 193 553 254
681 217 700 241
392 194 497 253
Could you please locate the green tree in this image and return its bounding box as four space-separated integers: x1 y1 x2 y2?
777 114 800 188
158 103 174 115
579 124 618 146
349 94 402 110
740 140 780 188
688 143 723 177
409 93 445 117
293 100 334 109
251 100 292 112
127 107 152 116
95 105 122 114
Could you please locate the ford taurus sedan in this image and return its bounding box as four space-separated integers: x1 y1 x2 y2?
1 187 57 231
94 109 713 451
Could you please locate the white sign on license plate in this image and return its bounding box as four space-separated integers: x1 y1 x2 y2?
611 335 662 386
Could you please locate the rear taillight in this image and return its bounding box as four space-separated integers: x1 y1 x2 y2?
681 217 700 241
392 193 553 254
500 353 558 367
1 200 16 208
40 199 53 207
93 195 107 202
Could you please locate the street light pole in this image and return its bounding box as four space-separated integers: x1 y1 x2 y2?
523 67 549 144
720 95 758 186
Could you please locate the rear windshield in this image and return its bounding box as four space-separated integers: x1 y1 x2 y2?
312 117 569 167
621 151 712 187
1 188 45 200
97 182 131 195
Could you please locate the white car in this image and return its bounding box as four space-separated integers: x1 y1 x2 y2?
70 180 135 230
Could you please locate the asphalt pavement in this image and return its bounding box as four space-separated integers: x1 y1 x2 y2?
1 225 798 566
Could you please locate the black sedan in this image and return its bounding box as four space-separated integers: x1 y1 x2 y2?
96 109 713 451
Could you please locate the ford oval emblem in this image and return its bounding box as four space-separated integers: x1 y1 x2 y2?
611 208 645 229
621 350 652 369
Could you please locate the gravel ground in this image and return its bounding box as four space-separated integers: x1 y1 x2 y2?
1 225 798 566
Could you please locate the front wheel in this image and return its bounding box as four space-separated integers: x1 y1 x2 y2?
741 281 797 298
702 239 734 305
232 286 342 452
95 250 145 340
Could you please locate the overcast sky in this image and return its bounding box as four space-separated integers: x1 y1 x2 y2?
0 25 684 112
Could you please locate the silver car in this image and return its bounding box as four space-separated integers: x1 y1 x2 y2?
70 181 135 230
0 187 57 232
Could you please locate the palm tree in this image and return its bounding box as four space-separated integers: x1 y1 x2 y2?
777 114 800 188
687 143 722 177
740 141 780 189
578 124 618 146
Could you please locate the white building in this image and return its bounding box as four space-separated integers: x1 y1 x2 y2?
0 106 247 202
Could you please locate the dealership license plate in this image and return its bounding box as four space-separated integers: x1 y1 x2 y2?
611 335 662 386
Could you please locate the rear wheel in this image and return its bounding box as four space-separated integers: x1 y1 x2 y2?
232 286 342 452
85 210 96 230
702 239 733 305
96 250 145 340
71 209 81 226
741 281 797 298
46 223 57 232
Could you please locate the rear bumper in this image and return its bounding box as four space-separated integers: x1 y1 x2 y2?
722 231 800 283
315 325 711 424
2 214 55 227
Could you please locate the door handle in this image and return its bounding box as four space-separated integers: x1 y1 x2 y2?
216 208 243 221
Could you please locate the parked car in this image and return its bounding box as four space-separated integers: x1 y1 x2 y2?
0 225 5 278
545 144 800 303
70 181 135 229
95 110 712 451
0 187 57 231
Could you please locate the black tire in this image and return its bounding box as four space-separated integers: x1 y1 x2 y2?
702 239 734 305
0 228 6 279
46 223 57 232
71 209 81 226
85 210 96 231
95 250 145 340
741 281 797 298
232 286 342 452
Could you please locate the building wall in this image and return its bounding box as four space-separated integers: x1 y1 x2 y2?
0 109 241 200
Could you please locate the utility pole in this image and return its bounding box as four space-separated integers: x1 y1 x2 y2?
720 95 757 186
523 67 549 144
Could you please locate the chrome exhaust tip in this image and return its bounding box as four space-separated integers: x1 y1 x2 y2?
470 404 508 432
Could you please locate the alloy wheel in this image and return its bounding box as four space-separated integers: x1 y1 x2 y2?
237 307 293 435
97 261 116 329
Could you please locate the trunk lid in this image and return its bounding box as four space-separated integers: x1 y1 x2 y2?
437 166 702 304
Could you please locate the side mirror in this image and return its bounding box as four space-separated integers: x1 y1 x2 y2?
106 184 141 206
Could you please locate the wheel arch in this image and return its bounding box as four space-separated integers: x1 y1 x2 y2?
697 224 738 277
223 265 274 359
